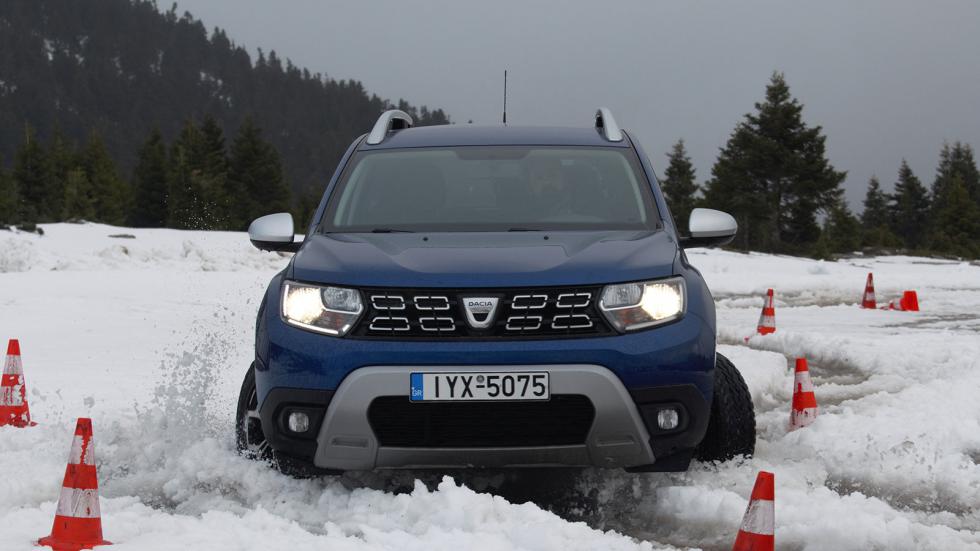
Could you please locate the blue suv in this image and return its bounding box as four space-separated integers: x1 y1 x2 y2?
237 108 755 476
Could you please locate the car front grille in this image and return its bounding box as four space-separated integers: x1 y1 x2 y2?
349 285 613 339
367 395 596 447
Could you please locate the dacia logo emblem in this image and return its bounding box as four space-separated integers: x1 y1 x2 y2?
462 297 500 329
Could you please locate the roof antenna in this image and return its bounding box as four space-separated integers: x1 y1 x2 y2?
502 69 508 125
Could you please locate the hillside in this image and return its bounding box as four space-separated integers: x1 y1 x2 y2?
0 0 449 191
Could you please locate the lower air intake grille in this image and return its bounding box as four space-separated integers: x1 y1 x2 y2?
367 395 596 448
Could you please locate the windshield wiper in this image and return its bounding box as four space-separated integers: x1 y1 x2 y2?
507 227 542 232
369 228 415 233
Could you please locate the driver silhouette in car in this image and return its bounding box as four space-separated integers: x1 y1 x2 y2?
527 156 571 219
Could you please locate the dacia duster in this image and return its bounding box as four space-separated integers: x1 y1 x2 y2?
237 108 755 475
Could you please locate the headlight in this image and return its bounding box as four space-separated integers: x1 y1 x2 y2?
281 281 363 336
599 277 686 332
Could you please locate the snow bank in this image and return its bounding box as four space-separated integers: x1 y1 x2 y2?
0 223 290 273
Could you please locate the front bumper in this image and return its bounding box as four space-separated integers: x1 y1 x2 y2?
259 364 710 471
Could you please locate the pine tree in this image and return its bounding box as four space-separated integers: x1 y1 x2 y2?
930 176 980 257
888 159 930 250
82 131 130 225
227 117 291 228
0 158 18 226
196 115 230 228
932 142 980 212
130 128 169 227
930 150 980 258
660 139 699 232
44 128 74 221
12 126 50 226
933 143 954 208
61 168 95 221
860 176 889 229
293 183 322 233
860 176 899 248
703 72 846 253
702 128 764 250
818 200 862 256
167 119 207 229
960 144 980 205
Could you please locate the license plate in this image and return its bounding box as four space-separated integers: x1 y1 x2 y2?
410 372 549 402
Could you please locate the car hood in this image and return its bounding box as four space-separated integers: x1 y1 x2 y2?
290 230 679 288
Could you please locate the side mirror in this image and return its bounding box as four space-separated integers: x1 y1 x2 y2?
248 213 301 253
679 208 737 248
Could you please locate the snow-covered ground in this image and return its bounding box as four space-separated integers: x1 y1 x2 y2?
1 223 979 550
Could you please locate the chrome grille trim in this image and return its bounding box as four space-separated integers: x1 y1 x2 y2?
414 295 451 311
551 314 594 329
419 316 456 332
512 294 548 309
505 315 543 331
368 316 410 331
370 295 406 310
556 292 591 308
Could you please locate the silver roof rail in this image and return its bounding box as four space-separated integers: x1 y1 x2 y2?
594 107 624 142
366 109 414 145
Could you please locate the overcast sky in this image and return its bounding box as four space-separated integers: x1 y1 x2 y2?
173 0 979 208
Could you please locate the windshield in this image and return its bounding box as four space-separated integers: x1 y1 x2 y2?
320 146 661 233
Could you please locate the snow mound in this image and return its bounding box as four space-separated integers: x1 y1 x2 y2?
0 223 290 273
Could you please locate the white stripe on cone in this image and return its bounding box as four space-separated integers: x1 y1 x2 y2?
55 488 102 519
1 353 25 407
0 383 24 406
792 407 818 426
69 435 96 466
739 499 775 535
4 354 23 375
794 372 815 393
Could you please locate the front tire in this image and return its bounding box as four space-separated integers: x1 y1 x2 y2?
696 353 756 461
235 363 326 477
236 363 275 460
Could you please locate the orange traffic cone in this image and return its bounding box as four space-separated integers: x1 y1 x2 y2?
861 273 876 309
887 290 920 311
1 339 35 427
38 418 111 551
790 358 818 430
899 290 919 311
757 289 776 335
732 471 774 551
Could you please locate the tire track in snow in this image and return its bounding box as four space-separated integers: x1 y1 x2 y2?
718 291 980 535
